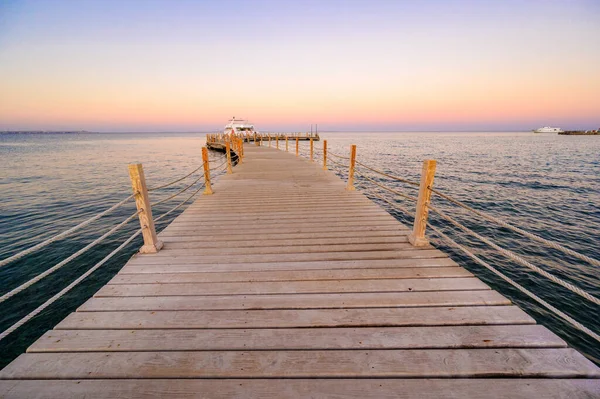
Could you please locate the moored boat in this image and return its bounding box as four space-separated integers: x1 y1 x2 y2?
533 126 563 133
224 117 257 136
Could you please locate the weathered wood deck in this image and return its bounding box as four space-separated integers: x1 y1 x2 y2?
1 145 599 398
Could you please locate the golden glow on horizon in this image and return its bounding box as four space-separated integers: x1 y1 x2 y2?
1 1 599 130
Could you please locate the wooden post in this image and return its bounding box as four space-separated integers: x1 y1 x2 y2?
408 160 437 247
286 136 289 152
276 135 279 150
128 164 163 254
310 138 314 161
346 144 357 191
268 134 271 147
323 140 328 170
202 147 213 195
238 138 243 164
226 141 233 174
296 137 299 156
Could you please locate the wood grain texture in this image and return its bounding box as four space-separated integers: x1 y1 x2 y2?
79 290 509 311
2 379 599 399
108 266 472 284
56 306 535 329
2 349 598 379
94 277 489 297
28 325 566 352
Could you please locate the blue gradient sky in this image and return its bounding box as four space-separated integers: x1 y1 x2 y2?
1 0 599 131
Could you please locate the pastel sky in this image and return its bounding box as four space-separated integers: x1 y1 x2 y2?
1 0 599 132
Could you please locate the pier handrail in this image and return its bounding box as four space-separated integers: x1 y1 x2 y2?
297 140 599 342
0 228 143 341
147 162 205 192
0 194 135 269
427 187 600 268
0 152 214 341
426 203 600 306
425 222 600 343
0 210 141 305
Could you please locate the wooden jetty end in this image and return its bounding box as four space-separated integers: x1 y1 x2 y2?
1 145 599 398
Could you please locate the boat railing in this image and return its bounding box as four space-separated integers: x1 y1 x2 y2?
284 138 600 344
0 146 235 342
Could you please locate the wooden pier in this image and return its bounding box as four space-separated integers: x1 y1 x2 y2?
1 145 599 398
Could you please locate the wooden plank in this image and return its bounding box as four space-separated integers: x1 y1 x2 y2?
162 236 409 250
2 379 599 399
108 266 472 284
160 230 410 243
27 325 567 352
2 349 598 379
94 278 489 297
79 291 509 311
149 242 418 257
158 225 404 237
127 249 448 265
56 306 535 329
121 258 459 273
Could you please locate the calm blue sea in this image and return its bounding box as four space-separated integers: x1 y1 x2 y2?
0 131 599 368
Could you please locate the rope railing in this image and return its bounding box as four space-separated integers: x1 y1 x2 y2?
328 151 350 160
147 162 205 192
328 157 349 168
0 228 143 342
0 144 228 341
0 210 141 304
355 160 420 187
312 143 598 346
426 222 600 343
0 194 135 269
426 204 600 306
354 169 418 202
427 186 600 268
151 175 204 207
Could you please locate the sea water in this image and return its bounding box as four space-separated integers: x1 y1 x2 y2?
0 131 598 368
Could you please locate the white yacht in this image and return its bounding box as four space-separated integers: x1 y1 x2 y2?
533 126 563 133
224 117 257 135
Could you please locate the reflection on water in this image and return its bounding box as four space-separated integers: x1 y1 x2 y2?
0 131 599 367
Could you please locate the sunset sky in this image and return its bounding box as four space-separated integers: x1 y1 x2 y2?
1 0 599 132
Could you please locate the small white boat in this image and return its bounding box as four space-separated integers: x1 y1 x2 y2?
533 126 563 133
224 117 257 135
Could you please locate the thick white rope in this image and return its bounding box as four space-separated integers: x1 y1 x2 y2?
427 204 600 306
0 194 135 269
361 189 413 216
147 162 205 192
151 175 204 207
328 151 350 160
429 187 600 267
155 182 205 223
0 180 206 341
355 160 420 186
0 229 142 342
0 211 140 304
354 170 418 202
427 223 600 343
327 157 349 168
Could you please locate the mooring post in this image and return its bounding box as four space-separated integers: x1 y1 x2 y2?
202 147 214 195
276 135 280 150
310 138 314 161
226 141 233 174
296 137 299 156
128 163 163 253
323 140 328 170
346 144 357 191
285 136 289 152
408 160 437 247
238 138 243 164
